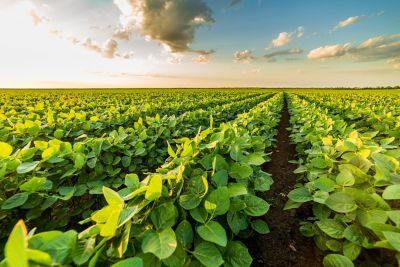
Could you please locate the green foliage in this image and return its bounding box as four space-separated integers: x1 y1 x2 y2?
0 91 283 266
286 92 400 266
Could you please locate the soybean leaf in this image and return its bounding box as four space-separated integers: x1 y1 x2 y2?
323 254 354 267
1 192 30 210
196 221 227 247
5 220 28 267
17 161 40 174
223 241 252 267
142 228 177 260
193 242 223 267
111 257 143 267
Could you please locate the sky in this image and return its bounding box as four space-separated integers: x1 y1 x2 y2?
0 0 399 88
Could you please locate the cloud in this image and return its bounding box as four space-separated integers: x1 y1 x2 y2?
387 58 400 70
120 51 135 59
264 48 303 61
297 26 304 38
113 0 214 53
103 39 118 58
334 16 364 30
193 54 210 63
233 49 253 63
15 1 49 26
271 32 292 48
82 38 118 58
377 10 385 16
308 43 352 59
113 27 132 40
269 26 305 48
308 34 400 69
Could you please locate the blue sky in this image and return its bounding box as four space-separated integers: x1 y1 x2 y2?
0 0 399 87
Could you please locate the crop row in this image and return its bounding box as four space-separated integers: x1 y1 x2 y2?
297 92 400 139
285 94 400 266
0 93 274 240
0 92 272 150
0 93 283 266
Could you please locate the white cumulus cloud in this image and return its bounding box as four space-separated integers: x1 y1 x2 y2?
269 26 305 48
334 16 364 30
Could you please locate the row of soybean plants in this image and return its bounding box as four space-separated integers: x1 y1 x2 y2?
297 91 400 139
0 93 274 240
285 94 400 267
0 91 271 150
0 93 283 267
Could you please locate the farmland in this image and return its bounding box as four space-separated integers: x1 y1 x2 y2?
0 89 399 267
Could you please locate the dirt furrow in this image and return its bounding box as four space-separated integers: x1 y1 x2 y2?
247 94 322 267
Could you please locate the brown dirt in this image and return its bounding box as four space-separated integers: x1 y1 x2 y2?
246 95 323 267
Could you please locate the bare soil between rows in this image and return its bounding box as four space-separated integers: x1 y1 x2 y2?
246 96 323 267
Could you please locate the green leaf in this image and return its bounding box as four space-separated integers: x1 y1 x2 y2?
27 249 52 266
387 210 400 226
179 176 207 210
311 157 328 169
314 177 336 192
343 241 361 261
316 219 345 239
245 152 265 166
251 219 270 234
382 185 400 200
103 187 124 207
101 209 122 237
190 207 208 223
58 186 75 200
205 187 230 215
326 240 342 252
125 173 139 189
323 254 354 267
162 242 187 267
34 141 48 151
74 153 86 169
30 230 77 265
167 141 176 158
175 220 193 248
54 129 64 139
196 221 227 247
16 161 40 174
336 170 355 187
223 241 252 267
0 142 13 159
230 144 243 162
343 226 363 246
254 171 273 192
229 163 253 179
325 192 357 213
211 170 228 187
287 187 312 203
5 220 28 267
145 175 163 201
383 231 400 251
111 257 143 267
1 192 30 210
142 228 177 260
244 195 270 216
20 177 47 192
72 237 96 265
150 202 176 230
228 183 247 198
193 242 223 267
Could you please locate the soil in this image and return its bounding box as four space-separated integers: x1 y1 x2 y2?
246 95 323 267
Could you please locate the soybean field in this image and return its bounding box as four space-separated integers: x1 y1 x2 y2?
0 89 400 267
